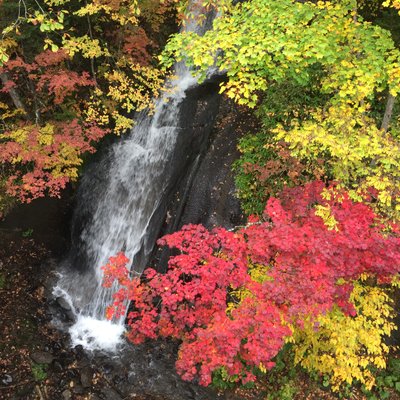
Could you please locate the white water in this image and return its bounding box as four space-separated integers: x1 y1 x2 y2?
55 11 215 352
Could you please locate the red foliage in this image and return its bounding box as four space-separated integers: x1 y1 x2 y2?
0 50 108 201
123 28 152 66
0 120 109 202
2 50 95 106
36 70 93 105
102 181 400 386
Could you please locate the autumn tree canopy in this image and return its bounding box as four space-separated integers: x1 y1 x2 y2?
163 0 400 219
0 0 179 212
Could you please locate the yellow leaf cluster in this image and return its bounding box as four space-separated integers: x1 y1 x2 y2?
3 123 83 181
84 62 163 134
314 204 339 231
226 261 271 315
0 37 17 67
274 105 400 220
74 0 140 26
290 282 395 391
383 0 400 12
62 35 109 58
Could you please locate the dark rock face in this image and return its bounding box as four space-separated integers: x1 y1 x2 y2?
152 98 251 272
177 99 246 230
0 188 73 256
56 296 71 311
129 77 224 272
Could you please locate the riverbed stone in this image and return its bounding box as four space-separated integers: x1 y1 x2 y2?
101 387 123 400
52 361 63 373
56 296 71 311
102 363 114 375
62 389 72 400
63 309 75 322
80 366 93 388
1 374 12 385
73 384 85 394
31 351 54 364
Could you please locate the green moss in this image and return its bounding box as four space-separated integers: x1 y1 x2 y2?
31 363 47 382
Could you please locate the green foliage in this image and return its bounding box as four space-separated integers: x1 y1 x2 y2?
163 0 400 106
22 228 34 238
363 357 400 399
31 363 47 382
264 346 299 400
266 381 297 400
211 367 238 390
233 79 328 215
233 134 276 216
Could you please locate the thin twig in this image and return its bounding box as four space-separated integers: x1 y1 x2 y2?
35 384 45 400
0 380 34 390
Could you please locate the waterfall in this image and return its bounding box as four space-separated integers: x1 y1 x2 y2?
53 9 217 352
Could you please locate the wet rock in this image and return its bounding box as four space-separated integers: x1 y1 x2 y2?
101 387 123 400
63 309 76 322
47 303 59 316
1 374 12 385
112 374 125 386
73 344 85 358
73 384 85 394
77 358 90 368
59 352 74 367
52 341 62 351
62 389 72 400
66 369 79 380
102 363 114 375
16 384 35 398
80 366 93 388
52 361 63 373
31 351 54 364
56 296 71 311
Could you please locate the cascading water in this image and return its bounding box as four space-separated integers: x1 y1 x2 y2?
54 10 217 352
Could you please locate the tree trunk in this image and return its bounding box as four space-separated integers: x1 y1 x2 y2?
381 93 396 132
0 72 29 117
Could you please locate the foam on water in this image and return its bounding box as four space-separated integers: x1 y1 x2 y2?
69 315 125 352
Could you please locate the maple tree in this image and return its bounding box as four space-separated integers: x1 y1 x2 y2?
0 0 179 211
103 181 400 389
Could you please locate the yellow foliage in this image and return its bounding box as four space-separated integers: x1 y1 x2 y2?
226 261 271 315
84 62 163 134
274 105 400 220
314 204 339 231
3 123 83 181
0 37 17 67
0 102 25 122
62 35 109 58
290 283 396 391
383 0 400 12
74 0 140 26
